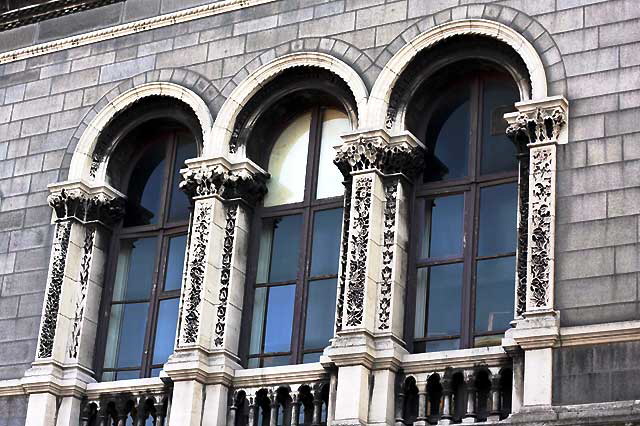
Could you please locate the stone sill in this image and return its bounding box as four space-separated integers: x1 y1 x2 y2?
402 346 511 374
233 362 329 389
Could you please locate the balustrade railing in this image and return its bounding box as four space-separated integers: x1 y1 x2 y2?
229 380 331 426
396 365 512 425
80 384 171 426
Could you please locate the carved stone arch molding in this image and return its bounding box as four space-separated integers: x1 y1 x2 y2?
208 52 369 158
67 74 216 184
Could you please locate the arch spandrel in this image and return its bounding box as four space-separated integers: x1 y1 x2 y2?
209 52 369 159
68 82 214 184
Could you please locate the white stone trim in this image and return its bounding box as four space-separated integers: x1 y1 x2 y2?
209 52 369 158
0 0 275 65
367 19 548 129
68 82 213 183
401 346 511 375
0 379 25 397
85 377 166 399
558 320 640 347
232 362 328 389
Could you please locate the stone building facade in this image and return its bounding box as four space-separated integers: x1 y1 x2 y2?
0 0 639 425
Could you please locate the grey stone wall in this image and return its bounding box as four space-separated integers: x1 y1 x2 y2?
0 0 638 404
0 395 26 426
553 342 640 405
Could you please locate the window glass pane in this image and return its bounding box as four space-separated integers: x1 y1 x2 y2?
475 256 515 334
151 368 163 377
316 109 349 199
303 352 322 364
480 79 519 175
474 335 503 347
113 238 156 302
110 302 149 369
310 208 343 276
424 87 470 182
124 139 166 227
164 235 187 291
424 339 460 353
249 287 267 355
101 371 115 381
419 195 464 259
262 356 291 368
168 134 197 222
478 183 517 256
116 370 140 380
304 278 337 350
263 285 295 353
152 298 180 365
263 112 311 207
420 263 463 337
265 215 303 283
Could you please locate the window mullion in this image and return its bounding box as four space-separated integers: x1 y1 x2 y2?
140 229 166 377
460 186 477 349
290 208 314 364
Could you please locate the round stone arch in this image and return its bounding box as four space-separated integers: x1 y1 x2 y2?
367 18 551 130
208 51 369 158
68 81 214 184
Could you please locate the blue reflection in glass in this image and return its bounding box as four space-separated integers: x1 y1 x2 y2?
120 237 156 301
475 256 515 333
152 298 180 365
115 302 148 368
478 183 517 256
169 135 197 222
164 235 187 291
269 215 302 283
263 285 295 353
421 195 464 259
480 79 519 175
423 263 463 337
304 278 337 349
310 209 343 276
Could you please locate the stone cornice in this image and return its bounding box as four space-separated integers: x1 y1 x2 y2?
47 180 125 226
180 156 268 205
559 320 640 347
401 347 511 375
0 0 276 64
233 363 329 390
335 129 425 180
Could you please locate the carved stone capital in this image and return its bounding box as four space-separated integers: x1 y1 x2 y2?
334 130 425 179
179 157 268 205
505 96 569 148
47 181 125 226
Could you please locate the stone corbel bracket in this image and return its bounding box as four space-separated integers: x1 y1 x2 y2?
47 180 126 227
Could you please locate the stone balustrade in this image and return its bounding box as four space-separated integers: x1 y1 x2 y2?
395 350 513 425
79 379 172 426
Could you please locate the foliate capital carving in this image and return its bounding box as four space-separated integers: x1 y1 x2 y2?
180 161 268 205
48 188 125 225
334 133 424 179
506 105 567 148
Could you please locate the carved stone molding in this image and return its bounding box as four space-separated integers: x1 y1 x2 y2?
180 158 268 205
377 179 398 330
335 183 352 333
334 132 424 179
505 99 568 147
68 225 96 359
345 176 372 328
48 187 125 226
213 203 238 348
37 220 72 359
180 200 212 345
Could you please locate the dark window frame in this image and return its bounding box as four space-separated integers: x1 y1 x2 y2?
94 123 198 381
241 105 346 367
406 71 519 352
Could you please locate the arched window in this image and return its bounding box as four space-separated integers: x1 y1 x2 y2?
409 62 520 353
96 116 198 380
244 106 351 367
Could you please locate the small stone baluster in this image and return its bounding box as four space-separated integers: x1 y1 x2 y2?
79 401 93 426
311 385 323 426
114 397 129 426
269 390 278 426
227 394 239 426
488 373 502 422
247 396 258 426
395 383 405 426
462 372 477 423
136 397 151 426
440 376 453 425
416 381 428 425
154 396 168 426
290 393 300 426
96 400 112 426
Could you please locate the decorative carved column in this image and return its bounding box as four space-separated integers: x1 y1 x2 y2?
503 96 568 411
23 180 125 426
328 129 424 426
164 156 267 426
